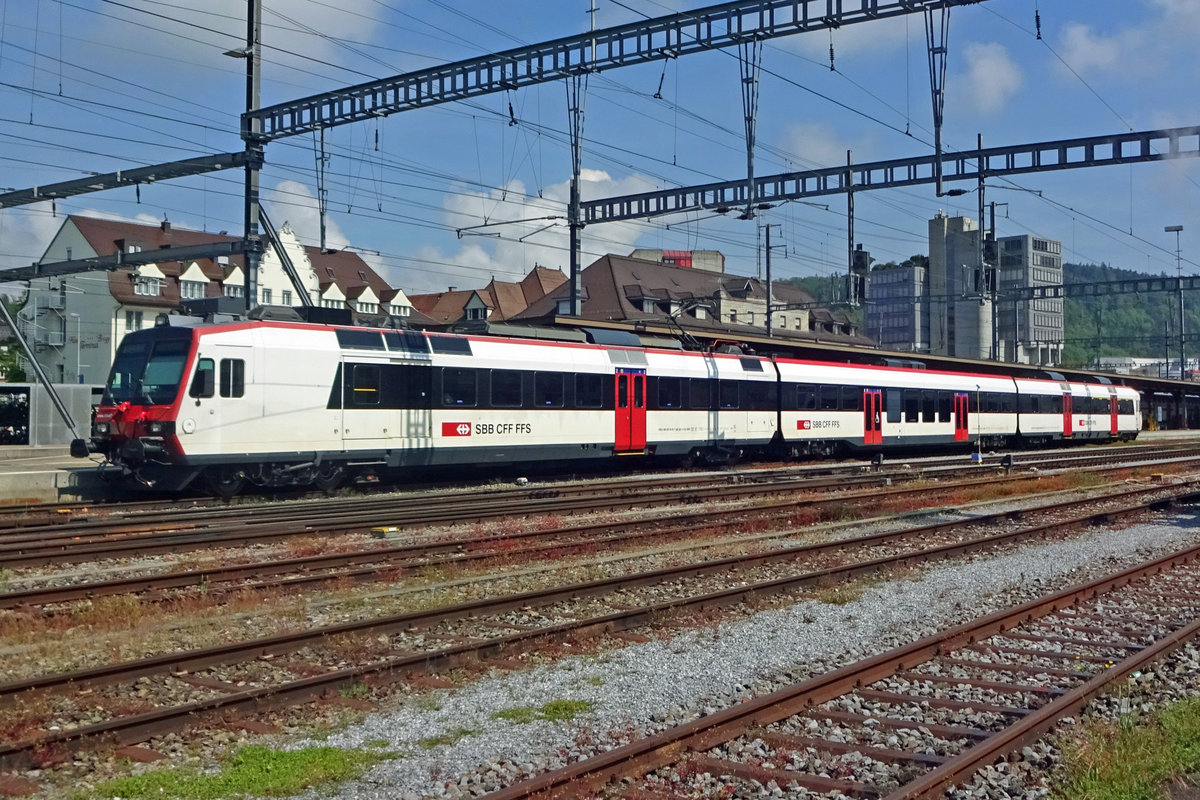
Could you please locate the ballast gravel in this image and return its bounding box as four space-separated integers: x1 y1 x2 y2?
267 516 1200 800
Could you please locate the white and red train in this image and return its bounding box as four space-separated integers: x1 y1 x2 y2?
78 314 1141 494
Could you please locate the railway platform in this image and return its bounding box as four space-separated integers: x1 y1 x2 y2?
0 445 110 505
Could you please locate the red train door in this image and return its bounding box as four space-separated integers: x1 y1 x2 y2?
1063 394 1073 437
954 392 970 441
614 370 646 453
1109 395 1119 435
863 389 882 445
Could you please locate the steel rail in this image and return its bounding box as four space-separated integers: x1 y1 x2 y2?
3 446 1194 569
4 476 1194 610
0 488 1194 770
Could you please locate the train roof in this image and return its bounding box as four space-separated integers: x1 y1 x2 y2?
148 303 1197 397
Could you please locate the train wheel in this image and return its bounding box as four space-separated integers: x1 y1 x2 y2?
204 467 245 498
312 464 346 494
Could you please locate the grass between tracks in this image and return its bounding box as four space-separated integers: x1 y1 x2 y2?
1053 696 1200 800
79 744 398 800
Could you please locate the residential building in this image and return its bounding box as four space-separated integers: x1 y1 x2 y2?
866 261 929 352
866 213 1063 365
408 266 567 330
995 234 1065 366
515 253 867 344
20 215 411 384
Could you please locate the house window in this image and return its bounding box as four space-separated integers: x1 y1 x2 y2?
467 307 487 320
729 310 737 324
180 280 205 299
357 301 377 313
281 290 292 306
133 276 163 296
261 288 272 304
322 297 341 309
125 310 143 332
390 304 409 317
224 283 244 298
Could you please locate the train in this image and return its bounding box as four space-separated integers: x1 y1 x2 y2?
76 310 1141 495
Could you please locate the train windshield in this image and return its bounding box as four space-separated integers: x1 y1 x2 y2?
103 329 193 405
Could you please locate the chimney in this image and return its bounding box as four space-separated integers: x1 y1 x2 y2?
161 217 171 233
448 286 456 292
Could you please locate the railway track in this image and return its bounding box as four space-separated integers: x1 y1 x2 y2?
0 480 1195 773
481 541 1200 800
2 445 1195 569
0 439 1190 536
3 471 1195 609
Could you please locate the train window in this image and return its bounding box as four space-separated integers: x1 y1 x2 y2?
189 358 215 398
352 365 380 405
534 373 564 407
922 390 936 421
840 387 862 411
818 386 838 411
1118 398 1134 414
903 389 919 422
391 364 431 408
429 336 473 356
886 389 902 423
633 376 644 408
442 368 476 406
797 386 816 410
336 329 385 351
576 374 604 408
490 370 523 408
657 376 682 409
219 359 244 398
745 381 772 410
938 391 952 422
1017 394 1035 414
740 357 764 372
719 380 739 409
383 331 429 355
685 379 708 410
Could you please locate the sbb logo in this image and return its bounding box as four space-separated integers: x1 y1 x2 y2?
797 420 812 430
442 422 472 437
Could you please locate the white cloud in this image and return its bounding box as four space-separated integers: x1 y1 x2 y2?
1055 23 1142 79
781 123 855 169
387 169 662 293
261 179 350 252
949 42 1022 117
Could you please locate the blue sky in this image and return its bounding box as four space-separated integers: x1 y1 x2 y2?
0 0 1197 295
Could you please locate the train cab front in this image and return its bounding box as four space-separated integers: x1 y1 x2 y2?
79 322 198 490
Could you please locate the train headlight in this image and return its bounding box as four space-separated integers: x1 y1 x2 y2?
147 421 164 434
93 421 110 435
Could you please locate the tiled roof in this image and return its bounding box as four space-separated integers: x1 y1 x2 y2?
62 214 395 307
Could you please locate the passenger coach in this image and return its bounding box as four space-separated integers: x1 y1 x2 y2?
81 314 1141 495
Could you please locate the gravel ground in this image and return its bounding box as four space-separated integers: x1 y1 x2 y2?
245 512 1200 800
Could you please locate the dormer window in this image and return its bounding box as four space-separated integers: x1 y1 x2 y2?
180 279 206 299
133 275 163 296
358 270 368 282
